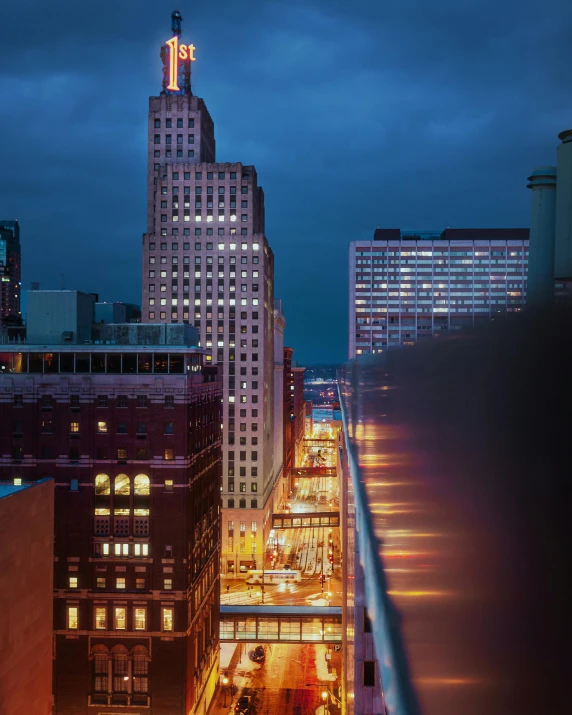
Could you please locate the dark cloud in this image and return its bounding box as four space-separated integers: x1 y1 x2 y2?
1 0 571 363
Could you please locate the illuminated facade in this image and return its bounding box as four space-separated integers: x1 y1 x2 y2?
349 228 529 357
0 220 21 326
141 13 277 574
0 329 222 715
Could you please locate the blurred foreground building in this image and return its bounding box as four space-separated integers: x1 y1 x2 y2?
0 323 222 715
338 309 571 715
349 228 529 357
0 479 54 715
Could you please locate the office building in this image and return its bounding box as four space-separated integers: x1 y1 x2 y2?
349 228 529 357
0 220 21 326
141 12 276 573
0 323 222 715
0 479 54 715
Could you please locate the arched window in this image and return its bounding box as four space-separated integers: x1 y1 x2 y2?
132 646 149 696
95 474 110 495
134 474 150 495
112 645 129 694
91 645 109 694
114 474 130 495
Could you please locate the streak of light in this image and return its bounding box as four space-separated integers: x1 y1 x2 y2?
388 590 452 598
415 677 483 686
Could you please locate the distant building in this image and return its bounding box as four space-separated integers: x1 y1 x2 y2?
26 289 96 344
349 228 529 358
0 324 222 715
0 220 21 326
0 479 54 715
95 301 127 324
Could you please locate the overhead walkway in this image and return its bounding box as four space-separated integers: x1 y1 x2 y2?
291 467 336 477
220 605 342 644
271 511 340 529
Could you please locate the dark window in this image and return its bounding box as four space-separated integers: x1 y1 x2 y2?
164 422 174 434
228 499 235 508
165 395 175 408
137 394 148 407
363 661 376 687
250 499 258 508
13 420 23 435
97 395 108 407
117 395 128 408
117 423 128 434
239 499 246 509
364 608 372 633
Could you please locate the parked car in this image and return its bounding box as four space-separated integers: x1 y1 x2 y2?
235 694 251 714
251 645 265 663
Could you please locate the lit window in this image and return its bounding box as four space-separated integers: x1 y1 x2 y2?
13 477 22 486
136 578 145 589
114 474 130 495
162 607 174 632
134 474 150 495
116 577 126 589
165 479 174 492
68 606 79 630
114 607 126 630
95 474 110 495
95 607 107 629
164 449 174 460
70 421 80 433
102 543 110 555
96 577 106 588
164 578 173 590
97 421 107 433
134 608 146 630
69 576 78 588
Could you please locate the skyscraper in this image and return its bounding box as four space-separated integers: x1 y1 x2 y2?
0 219 21 326
349 228 529 358
141 12 276 573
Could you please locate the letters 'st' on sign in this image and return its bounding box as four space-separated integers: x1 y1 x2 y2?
166 35 196 91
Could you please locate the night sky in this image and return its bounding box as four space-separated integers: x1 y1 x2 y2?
1 1 571 364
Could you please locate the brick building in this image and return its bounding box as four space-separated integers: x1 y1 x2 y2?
0 479 54 715
0 324 222 715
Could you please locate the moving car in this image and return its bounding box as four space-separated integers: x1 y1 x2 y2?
235 694 251 714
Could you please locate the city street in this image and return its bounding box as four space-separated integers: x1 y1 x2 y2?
213 642 342 715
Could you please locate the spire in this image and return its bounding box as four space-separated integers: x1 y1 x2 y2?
171 10 183 36
160 10 195 95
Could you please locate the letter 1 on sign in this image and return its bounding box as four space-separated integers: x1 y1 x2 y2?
166 36 179 91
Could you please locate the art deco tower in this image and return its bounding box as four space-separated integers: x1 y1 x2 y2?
142 12 277 573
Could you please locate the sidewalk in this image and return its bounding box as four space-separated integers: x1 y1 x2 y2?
207 643 242 715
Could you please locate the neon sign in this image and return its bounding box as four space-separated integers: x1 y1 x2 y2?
166 35 196 92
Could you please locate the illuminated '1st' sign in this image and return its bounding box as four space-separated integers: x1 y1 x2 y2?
166 35 196 92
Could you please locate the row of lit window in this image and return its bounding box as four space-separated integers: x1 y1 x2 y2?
149 251 260 265
159 214 249 224
153 227 250 238
67 605 173 632
227 481 258 492
96 543 149 557
67 574 169 590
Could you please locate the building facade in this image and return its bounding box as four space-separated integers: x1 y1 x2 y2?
141 14 277 574
0 479 54 715
0 219 21 326
349 228 529 358
0 327 222 715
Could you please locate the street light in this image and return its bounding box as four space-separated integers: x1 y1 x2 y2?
222 675 229 707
